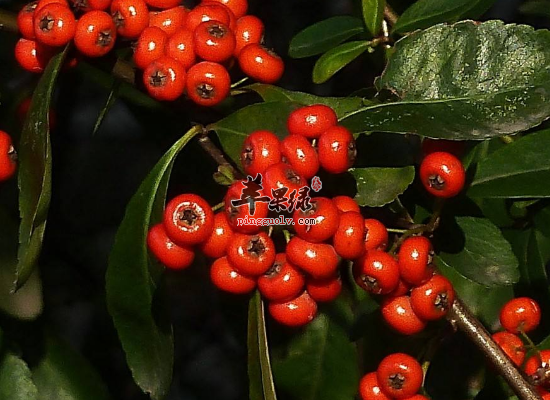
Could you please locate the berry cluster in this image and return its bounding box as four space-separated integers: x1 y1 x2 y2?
0 131 17 183
15 0 283 106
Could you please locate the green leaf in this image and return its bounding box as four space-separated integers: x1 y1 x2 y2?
362 0 386 36
520 0 550 18
0 352 38 400
15 47 68 291
213 164 236 186
439 217 519 287
92 82 120 136
313 41 371 84
106 126 201 400
248 292 277 400
246 84 366 118
288 17 365 59
32 335 111 400
469 130 550 198
341 21 550 140
349 166 415 207
273 303 359 400
210 102 298 166
393 0 496 33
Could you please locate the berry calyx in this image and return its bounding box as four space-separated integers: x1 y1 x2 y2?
354 250 399 295
194 20 236 62
74 10 117 58
143 56 186 101
226 232 276 276
186 61 230 106
376 353 423 399
525 350 550 389
163 193 214 246
34 3 76 47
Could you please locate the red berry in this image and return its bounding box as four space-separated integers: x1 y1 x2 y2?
143 56 186 101
199 212 234 258
280 134 319 179
353 250 399 295
318 125 356 174
194 20 235 62
258 253 305 302
286 236 339 279
381 296 426 336
364 219 388 251
186 61 230 106
224 180 269 234
240 130 281 177
166 28 196 70
74 11 116 58
397 236 434 286
185 3 231 32
388 279 411 298
111 0 149 39
134 27 168 70
332 195 360 214
306 273 342 302
234 15 263 56
400 396 429 400
143 0 179 10
0 131 17 183
263 162 306 200
287 104 338 139
202 0 247 18
419 151 465 198
35 0 68 12
500 297 541 333
333 211 365 260
268 291 317 327
15 38 54 73
358 372 392 400
34 3 76 47
227 232 276 276
492 331 525 367
376 353 423 399
422 138 466 158
147 223 195 269
210 256 256 294
410 274 454 320
293 197 339 243
238 44 284 84
524 350 550 389
149 6 187 37
18 2 37 39
163 193 214 246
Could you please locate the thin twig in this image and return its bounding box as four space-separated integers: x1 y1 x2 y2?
383 4 399 26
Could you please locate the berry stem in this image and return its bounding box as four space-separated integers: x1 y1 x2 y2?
197 129 243 180
211 201 225 212
383 3 399 26
519 330 543 363
230 76 249 89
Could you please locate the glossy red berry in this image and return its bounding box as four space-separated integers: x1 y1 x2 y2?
18 2 37 39
381 296 426 336
280 134 319 179
333 211 365 260
240 130 281 177
0 131 17 183
398 236 434 286
364 219 388 251
194 20 235 62
359 372 392 400
400 396 429 400
422 138 466 158
268 291 317 327
377 353 423 399
227 232 276 276
202 0 247 18
332 195 360 214
307 273 342 302
286 236 339 279
15 38 54 73
294 197 339 243
410 275 454 320
354 250 399 295
388 279 411 298
318 125 356 174
234 15 263 56
143 0 179 10
238 44 284 84
111 0 149 39
492 331 525 367
258 253 305 302
419 151 466 198
210 256 256 294
147 223 194 269
524 350 550 389
35 0 68 12
163 193 214 246
199 212 234 258
263 162 306 200
500 297 541 333
186 61 230 106
74 11 116 57
143 56 186 101
224 180 269 234
287 104 338 139
149 6 187 36
133 27 167 70
185 3 231 32
34 3 76 47
166 28 196 70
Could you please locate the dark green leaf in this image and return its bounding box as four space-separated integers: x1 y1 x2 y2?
213 164 235 186
362 0 386 36
0 352 37 400
248 291 277 400
16 47 68 291
32 335 111 400
349 166 415 207
439 217 519 287
106 126 201 400
92 82 120 136
477 198 514 228
246 84 366 118
313 41 371 84
520 0 550 18
393 0 496 33
288 17 364 58
341 21 550 140
469 130 550 198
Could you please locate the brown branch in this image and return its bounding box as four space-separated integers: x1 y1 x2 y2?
197 132 242 180
384 4 399 26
